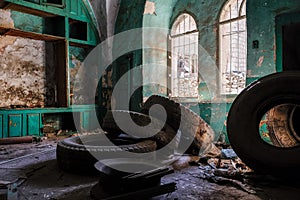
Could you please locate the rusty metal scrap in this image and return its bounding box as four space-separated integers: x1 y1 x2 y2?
0 136 33 145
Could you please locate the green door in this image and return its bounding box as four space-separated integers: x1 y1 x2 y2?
27 114 40 136
8 114 22 137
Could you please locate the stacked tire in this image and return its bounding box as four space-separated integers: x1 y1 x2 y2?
57 95 214 174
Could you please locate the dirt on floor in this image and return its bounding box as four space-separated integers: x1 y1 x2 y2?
1 138 300 200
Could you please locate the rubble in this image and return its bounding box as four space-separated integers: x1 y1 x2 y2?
221 149 237 159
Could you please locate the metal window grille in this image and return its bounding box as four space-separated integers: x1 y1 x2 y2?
170 14 199 98
219 0 247 94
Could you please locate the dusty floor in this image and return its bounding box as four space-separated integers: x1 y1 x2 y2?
1 139 300 200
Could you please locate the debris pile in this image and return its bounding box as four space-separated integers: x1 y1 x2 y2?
197 144 255 194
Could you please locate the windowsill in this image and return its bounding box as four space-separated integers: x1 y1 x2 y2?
170 95 237 104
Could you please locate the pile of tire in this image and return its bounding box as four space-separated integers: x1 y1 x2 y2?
56 95 215 174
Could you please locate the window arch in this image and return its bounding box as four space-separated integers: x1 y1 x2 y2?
219 0 247 94
170 13 199 98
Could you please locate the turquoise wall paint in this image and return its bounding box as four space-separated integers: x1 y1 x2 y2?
112 0 146 112
11 11 44 33
170 0 226 102
186 102 232 143
115 0 146 34
142 0 177 97
142 0 226 101
114 0 229 138
247 0 300 82
112 0 300 142
0 0 100 137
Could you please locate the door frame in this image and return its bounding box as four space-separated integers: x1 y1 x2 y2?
276 12 300 72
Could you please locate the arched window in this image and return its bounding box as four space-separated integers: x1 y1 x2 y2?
219 0 247 94
170 13 199 98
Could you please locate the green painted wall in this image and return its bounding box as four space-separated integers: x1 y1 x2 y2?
247 0 300 81
142 0 227 102
11 11 44 33
115 0 146 34
112 0 146 112
0 0 100 137
112 0 300 141
142 0 177 97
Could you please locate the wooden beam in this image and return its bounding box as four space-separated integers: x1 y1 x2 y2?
0 26 64 41
3 3 56 17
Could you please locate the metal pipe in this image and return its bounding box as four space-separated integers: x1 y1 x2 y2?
0 136 33 145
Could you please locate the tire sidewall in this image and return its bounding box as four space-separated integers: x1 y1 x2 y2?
227 72 300 174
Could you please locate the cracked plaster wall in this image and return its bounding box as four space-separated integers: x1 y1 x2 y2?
247 0 300 83
0 9 55 108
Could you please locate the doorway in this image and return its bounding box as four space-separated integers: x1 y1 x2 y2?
276 12 300 71
282 22 300 70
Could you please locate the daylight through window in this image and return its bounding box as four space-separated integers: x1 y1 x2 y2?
219 0 247 94
170 13 199 98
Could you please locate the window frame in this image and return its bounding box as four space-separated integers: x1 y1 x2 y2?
218 0 247 95
169 13 199 101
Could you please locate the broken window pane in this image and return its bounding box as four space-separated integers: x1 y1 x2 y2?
171 14 199 98
219 0 247 95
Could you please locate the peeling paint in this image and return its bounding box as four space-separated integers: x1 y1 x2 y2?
0 9 14 28
70 55 83 104
0 36 48 108
144 1 156 15
256 56 264 67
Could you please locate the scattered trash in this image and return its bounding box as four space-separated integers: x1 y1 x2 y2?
32 136 46 143
195 142 256 194
221 149 237 159
207 174 256 194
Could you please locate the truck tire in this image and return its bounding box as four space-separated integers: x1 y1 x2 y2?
266 104 299 147
101 110 178 151
227 71 300 177
56 134 156 174
142 95 215 154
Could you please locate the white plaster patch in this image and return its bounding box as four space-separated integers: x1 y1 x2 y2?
256 56 264 67
0 9 14 28
0 36 47 108
144 1 156 15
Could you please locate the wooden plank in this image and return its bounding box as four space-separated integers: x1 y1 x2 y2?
3 3 56 17
0 26 65 41
54 40 68 107
69 40 94 48
0 0 8 8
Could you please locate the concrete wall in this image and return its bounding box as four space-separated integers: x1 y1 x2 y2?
246 0 300 83
97 0 300 139
142 0 227 103
0 9 52 108
142 0 178 98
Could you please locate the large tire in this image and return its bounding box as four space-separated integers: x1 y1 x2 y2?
101 110 178 150
142 95 181 132
266 104 299 147
227 71 300 176
142 95 215 154
102 110 158 136
56 134 156 174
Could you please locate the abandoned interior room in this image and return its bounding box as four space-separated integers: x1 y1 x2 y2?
1 0 300 199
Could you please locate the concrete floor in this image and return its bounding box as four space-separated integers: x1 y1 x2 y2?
1 139 300 200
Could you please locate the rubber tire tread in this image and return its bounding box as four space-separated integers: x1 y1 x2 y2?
56 134 156 174
142 95 215 152
227 71 300 177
